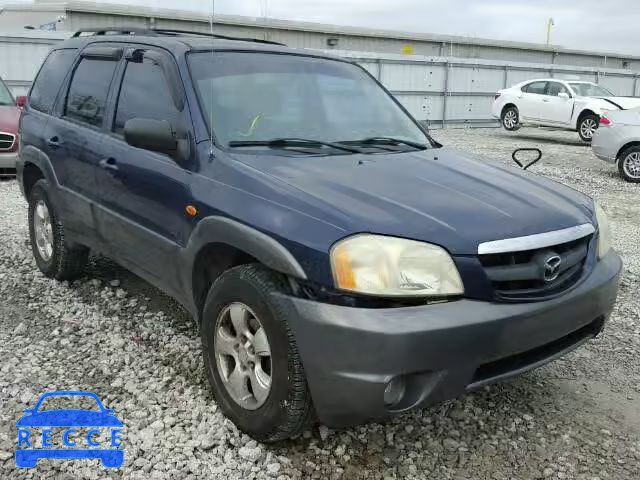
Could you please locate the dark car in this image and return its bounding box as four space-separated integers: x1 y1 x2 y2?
17 29 622 442
0 76 25 176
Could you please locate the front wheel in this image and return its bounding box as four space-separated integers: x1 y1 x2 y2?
618 146 640 183
578 114 599 142
501 106 520 131
201 264 313 442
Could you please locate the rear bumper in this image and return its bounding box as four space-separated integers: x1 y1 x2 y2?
279 251 622 427
0 151 18 169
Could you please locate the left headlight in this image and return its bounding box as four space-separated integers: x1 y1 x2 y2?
330 234 464 297
595 202 612 259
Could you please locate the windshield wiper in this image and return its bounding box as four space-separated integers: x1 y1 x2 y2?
228 138 363 154
341 137 429 150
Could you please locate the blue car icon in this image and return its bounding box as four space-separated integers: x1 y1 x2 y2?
16 391 123 468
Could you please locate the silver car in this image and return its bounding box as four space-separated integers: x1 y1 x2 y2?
592 109 640 182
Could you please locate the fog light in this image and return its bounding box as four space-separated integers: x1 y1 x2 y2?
383 377 406 407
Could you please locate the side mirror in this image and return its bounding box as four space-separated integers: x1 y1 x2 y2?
124 118 177 155
16 96 27 108
558 92 570 99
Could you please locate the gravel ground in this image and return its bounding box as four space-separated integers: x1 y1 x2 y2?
1 126 639 479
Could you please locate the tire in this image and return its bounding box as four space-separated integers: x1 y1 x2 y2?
578 113 599 142
501 106 520 131
201 264 313 442
28 179 88 280
618 145 640 183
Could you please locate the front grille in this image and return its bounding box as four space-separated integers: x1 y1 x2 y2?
0 132 15 151
479 235 592 301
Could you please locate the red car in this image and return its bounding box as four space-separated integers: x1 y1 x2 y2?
0 76 25 176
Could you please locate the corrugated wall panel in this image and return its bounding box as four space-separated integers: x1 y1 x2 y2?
506 69 551 86
381 62 445 91
448 65 504 93
445 96 495 122
598 75 636 96
395 94 444 122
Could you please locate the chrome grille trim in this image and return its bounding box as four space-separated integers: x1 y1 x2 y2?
478 223 595 255
0 132 16 151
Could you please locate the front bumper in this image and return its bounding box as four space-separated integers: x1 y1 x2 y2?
0 151 18 169
279 251 622 427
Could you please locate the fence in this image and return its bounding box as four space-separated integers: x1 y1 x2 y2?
1 32 639 127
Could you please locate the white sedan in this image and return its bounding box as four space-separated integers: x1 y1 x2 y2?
492 79 640 142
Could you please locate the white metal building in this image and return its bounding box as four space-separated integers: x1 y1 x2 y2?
2 0 640 70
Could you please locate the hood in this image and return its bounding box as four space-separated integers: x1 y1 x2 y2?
231 148 594 255
588 96 640 111
16 410 123 427
0 105 20 134
601 108 640 125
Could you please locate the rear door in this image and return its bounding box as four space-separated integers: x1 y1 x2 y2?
538 81 574 125
42 47 121 238
93 47 194 287
518 81 548 121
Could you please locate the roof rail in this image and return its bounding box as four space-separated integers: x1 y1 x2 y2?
151 28 285 46
71 27 285 46
72 28 155 37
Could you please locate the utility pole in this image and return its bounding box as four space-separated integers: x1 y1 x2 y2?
546 18 555 46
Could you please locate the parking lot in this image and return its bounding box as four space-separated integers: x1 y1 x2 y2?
0 126 639 479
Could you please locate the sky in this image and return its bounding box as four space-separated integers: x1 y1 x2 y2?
11 0 640 55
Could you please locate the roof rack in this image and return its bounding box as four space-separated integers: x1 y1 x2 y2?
71 28 285 46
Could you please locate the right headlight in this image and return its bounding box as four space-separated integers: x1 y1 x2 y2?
594 202 611 259
330 234 464 297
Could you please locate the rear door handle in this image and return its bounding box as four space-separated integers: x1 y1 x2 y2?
46 136 62 149
99 157 119 173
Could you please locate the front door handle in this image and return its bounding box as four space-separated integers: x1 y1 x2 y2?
99 157 119 173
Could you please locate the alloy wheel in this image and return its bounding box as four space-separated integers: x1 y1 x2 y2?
504 110 517 129
580 118 597 139
33 200 54 261
214 302 272 410
622 152 640 179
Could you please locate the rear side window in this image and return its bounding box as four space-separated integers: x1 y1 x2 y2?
113 57 180 134
29 49 77 113
64 58 118 127
522 81 547 95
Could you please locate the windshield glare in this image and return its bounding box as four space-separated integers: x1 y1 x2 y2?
568 82 613 97
0 79 14 106
188 52 429 149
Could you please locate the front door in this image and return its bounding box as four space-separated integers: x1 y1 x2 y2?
93 47 194 289
538 81 574 125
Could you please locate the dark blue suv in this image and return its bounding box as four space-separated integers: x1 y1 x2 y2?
17 28 622 442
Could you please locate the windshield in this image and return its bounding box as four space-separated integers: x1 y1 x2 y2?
0 78 14 106
188 52 429 149
37 395 101 412
568 82 613 97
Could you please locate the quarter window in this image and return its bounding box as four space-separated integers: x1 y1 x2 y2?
522 81 548 95
114 57 180 134
64 58 118 127
29 49 78 113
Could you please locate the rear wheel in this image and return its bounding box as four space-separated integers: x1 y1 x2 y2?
201 264 313 442
618 146 640 183
501 106 520 131
578 114 598 142
28 179 88 280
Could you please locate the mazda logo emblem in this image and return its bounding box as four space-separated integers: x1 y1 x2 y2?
543 255 562 282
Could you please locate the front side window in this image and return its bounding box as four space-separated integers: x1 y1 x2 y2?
568 82 613 97
188 52 429 148
546 82 570 97
114 57 180 134
0 78 13 106
29 49 77 113
64 58 118 127
522 81 547 95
